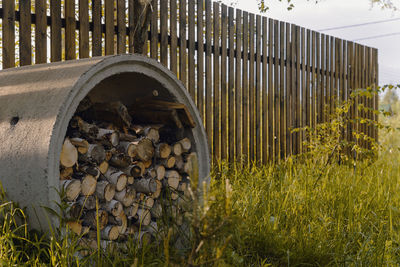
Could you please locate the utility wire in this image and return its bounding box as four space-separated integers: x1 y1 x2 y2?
353 32 400 41
318 17 400 31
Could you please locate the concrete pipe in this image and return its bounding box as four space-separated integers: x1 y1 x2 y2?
0 55 210 230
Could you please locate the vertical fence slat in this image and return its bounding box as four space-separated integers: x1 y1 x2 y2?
160 0 168 66
316 32 321 124
361 45 366 149
354 44 359 150
348 41 354 148
92 0 102 56
20 0 32 65
242 12 249 161
80 0 90 58
228 7 235 162
36 0 47 63
300 27 306 153
221 4 228 160
128 0 134 53
197 0 205 119
170 0 178 74
268 19 274 159
235 9 242 159
213 2 221 161
274 20 280 159
290 24 296 155
255 15 262 162
279 22 285 158
105 0 114 55
205 0 213 154
330 36 335 118
320 34 326 123
179 0 187 86
304 29 310 149
311 31 316 129
285 23 291 157
374 48 379 143
117 0 126 54
295 25 301 155
3 0 15 68
262 18 268 162
249 14 255 161
367 47 372 145
150 0 158 59
188 0 196 100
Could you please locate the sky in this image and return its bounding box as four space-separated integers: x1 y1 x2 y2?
221 0 400 86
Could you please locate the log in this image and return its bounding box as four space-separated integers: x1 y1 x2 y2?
98 161 109 174
83 209 109 230
135 208 151 226
141 196 154 209
160 156 176 169
67 221 83 235
95 180 116 202
70 116 99 136
60 138 78 168
79 164 100 179
105 199 123 217
124 201 139 219
178 138 192 153
109 153 131 169
174 155 184 171
81 174 97 196
177 182 188 192
104 167 128 191
61 179 81 201
133 178 157 194
147 168 157 179
115 211 127 234
150 201 162 219
76 96 93 113
131 125 144 135
151 180 162 199
134 138 154 161
77 195 96 210
70 138 89 154
60 167 73 180
119 132 137 142
172 142 183 156
133 231 151 246
144 126 160 143
114 186 136 207
127 176 134 185
155 165 165 180
67 202 83 220
97 128 119 147
123 163 143 178
155 143 171 159
143 159 152 169
171 192 179 200
101 225 120 241
79 144 106 164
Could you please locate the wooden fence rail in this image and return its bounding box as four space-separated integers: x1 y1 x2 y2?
0 0 378 163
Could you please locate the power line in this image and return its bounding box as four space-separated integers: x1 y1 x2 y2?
318 17 400 31
353 32 400 41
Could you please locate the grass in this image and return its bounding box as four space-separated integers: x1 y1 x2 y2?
1 99 400 265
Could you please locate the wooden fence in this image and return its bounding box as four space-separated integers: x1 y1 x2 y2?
0 0 378 163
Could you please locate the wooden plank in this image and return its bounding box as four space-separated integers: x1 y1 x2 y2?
255 15 262 162
220 4 228 160
36 0 47 63
228 6 235 162
170 0 178 74
361 45 366 149
3 0 15 68
316 32 321 124
304 29 310 150
262 17 268 162
206 0 213 154
20 0 32 65
235 9 242 159
373 48 379 142
367 47 373 145
105 0 114 55
150 0 158 59
330 36 335 118
179 0 187 86
197 0 205 119
320 34 326 123
117 0 126 54
160 0 168 66
268 19 274 159
335 38 340 110
295 26 301 155
79 0 90 58
188 0 196 100
249 14 255 161
92 0 102 56
274 20 280 159
290 24 296 155
285 22 291 157
128 0 134 53
242 11 249 161
279 21 285 158
300 27 305 153
311 31 316 129
347 41 354 149
354 44 359 150
213 2 221 161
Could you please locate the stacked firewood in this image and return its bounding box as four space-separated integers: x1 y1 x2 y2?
59 100 196 245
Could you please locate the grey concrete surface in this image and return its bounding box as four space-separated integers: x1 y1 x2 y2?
0 55 210 230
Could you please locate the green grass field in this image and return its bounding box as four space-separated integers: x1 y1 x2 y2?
1 97 400 266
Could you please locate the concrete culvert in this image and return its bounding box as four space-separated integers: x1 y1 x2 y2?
0 55 210 235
